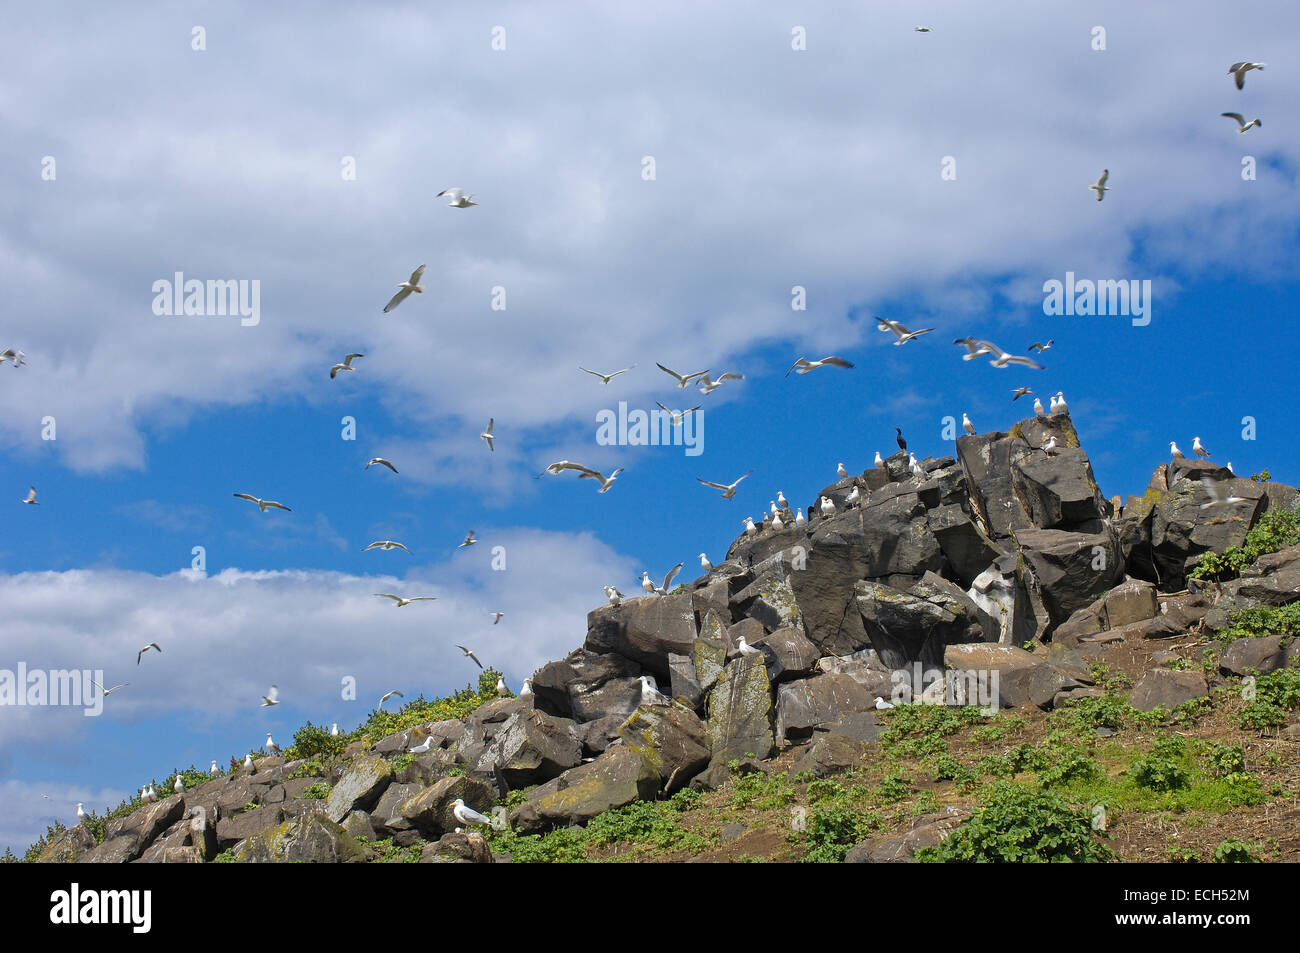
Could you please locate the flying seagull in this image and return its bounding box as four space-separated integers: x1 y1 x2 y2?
1089 169 1109 201
786 356 854 377
363 540 411 553
1228 61 1265 90
378 689 404 708
1 349 27 367
365 458 398 473
640 563 684 596
696 371 744 394
90 679 128 696
579 365 635 384
260 685 279 708
383 264 426 313
1221 112 1261 133
137 642 162 665
877 318 935 345
1012 387 1034 401
491 611 504 624
655 402 701 427
953 338 996 361
456 645 483 669
697 469 753 499
915 26 932 33
1193 436 1211 459
478 419 495 451
655 363 709 388
458 531 478 548
1200 477 1247 509
1027 341 1053 353
375 593 436 607
536 460 624 492
955 338 1044 370
20 487 37 505
233 493 291 513
436 187 478 208
330 353 364 379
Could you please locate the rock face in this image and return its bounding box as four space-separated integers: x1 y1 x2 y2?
470 709 582 787
704 655 775 771
585 596 698 677
775 674 875 744
325 753 393 823
510 745 659 834
618 704 711 789
844 806 971 863
228 814 372 863
1127 669 1209 712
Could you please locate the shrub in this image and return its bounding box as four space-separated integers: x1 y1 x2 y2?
1211 838 1260 863
801 806 879 863
286 721 347 761
1190 502 1300 581
1206 744 1246 777
1130 736 1190 792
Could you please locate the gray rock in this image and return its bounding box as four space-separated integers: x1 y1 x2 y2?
790 732 873 778
853 577 985 670
324 753 394 823
420 832 494 863
215 805 285 847
704 655 775 770
944 643 1080 710
398 776 496 838
1127 669 1209 711
584 595 699 678
618 704 711 790
1012 448 1107 529
1219 636 1291 676
470 709 583 786
510 745 659 834
753 625 821 682
775 673 875 744
844 806 970 863
228 814 372 863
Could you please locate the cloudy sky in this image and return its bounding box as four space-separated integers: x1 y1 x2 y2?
1 1 1297 853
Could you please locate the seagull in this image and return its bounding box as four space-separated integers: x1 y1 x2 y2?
243 754 254 770
837 462 848 478
819 496 836 517
1089 169 1110 201
1028 341 1054 353
877 318 935 345
895 428 907 452
962 413 976 436
603 586 625 606
1039 437 1058 454
1193 437 1211 459
795 508 806 526
330 723 339 737
378 690 404 708
770 500 779 516
953 338 996 361
697 371 744 394
736 637 762 657
173 774 184 794
579 365 635 384
1053 392 1068 415
874 451 884 467
233 493 291 513
20 487 37 505
771 511 784 530
786 356 854 377
491 611 504 624
145 785 157 803
76 803 86 822
1200 477 1247 509
1226 462 1235 475
89 679 127 696
985 341 1045 370
383 264 426 313
520 679 533 698
365 457 398 473
436 187 478 208
699 553 713 572
330 353 364 379
451 798 493 828
408 734 435 754
496 676 509 696
655 402 701 427
1 349 27 367
480 419 495 451
537 460 624 492
1170 441 1185 459
260 685 280 708
743 516 758 536
845 486 860 505
1228 61 1266 90
910 455 926 480
1049 395 1059 414
1221 112 1261 133
638 675 669 706
458 531 478 548
874 696 895 710
265 733 280 755
375 593 436 607
363 540 411 553
915 26 932 33
209 760 220 777
1033 398 1046 416
655 363 709 388
137 642 162 665
776 491 788 509
1012 387 1034 402
457 645 483 669
640 563 684 596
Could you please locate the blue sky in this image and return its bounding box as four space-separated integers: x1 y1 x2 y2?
2 1 1298 853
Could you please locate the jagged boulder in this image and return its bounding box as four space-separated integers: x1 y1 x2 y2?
853 576 986 670
470 709 582 786
228 814 372 863
509 745 659 834
752 625 820 682
1012 448 1108 529
704 654 775 770
955 430 1036 540
775 673 875 744
83 796 185 863
216 805 286 847
397 776 495 838
1219 636 1292 676
844 806 971 863
618 704 711 790
1146 470 1266 589
35 825 96 863
928 504 1006 587
420 832 493 863
791 732 874 778
1014 525 1123 632
325 753 393 823
1204 545 1300 630
585 596 698 678
1127 669 1209 711
944 643 1082 710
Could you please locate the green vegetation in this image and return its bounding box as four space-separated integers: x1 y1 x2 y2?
1215 602 1300 643
300 782 332 800
1211 838 1260 863
1130 736 1190 792
1190 502 1300 581
799 806 880 863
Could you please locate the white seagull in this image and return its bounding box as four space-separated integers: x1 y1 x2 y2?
451 798 493 828
1228 61 1265 90
330 723 340 737
786 356 854 377
260 685 280 708
458 531 478 548
736 637 762 658
962 413 976 436
1053 392 1069 415
233 493 291 513
1193 437 1211 459
378 690 404 708
536 460 624 492
954 338 1044 370
819 496 836 517
137 642 162 665
1028 341 1053 353
491 611 505 624
579 365 636 384
603 585 625 606
365 457 398 473
1200 477 1247 509
1089 169 1110 201
90 679 128 696
777 491 788 508
457 645 484 669
1221 112 1261 133
496 676 509 696
1012 387 1034 401
173 774 184 794
638 675 668 706
265 733 280 755
743 516 758 536
330 353 364 379
375 593 436 607
655 363 709 388
874 451 884 467
363 540 411 553
874 696 895 710
436 187 478 208
771 511 785 530
640 563 684 596
77 803 86 821
1034 398 1046 416
1169 441 1185 459
655 402 701 427
1 349 27 367
845 486 860 505
877 318 935 345
383 264 427 313
699 553 713 572
795 508 806 526
20 487 37 505
243 754 254 771
480 419 495 451
408 734 435 754
697 371 744 394
520 679 533 698
209 760 220 777
837 462 848 478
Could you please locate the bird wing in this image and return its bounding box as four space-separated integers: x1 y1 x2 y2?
263 500 292 511
409 264 426 283
345 353 363 364
391 542 411 552
655 362 686 383
819 356 854 369
375 593 402 603
785 359 808 378
383 287 412 312
1000 355 1045 370
1222 112 1245 124
1097 169 1108 188
661 562 684 591
697 478 731 491
330 364 344 378
378 459 398 473
233 493 261 505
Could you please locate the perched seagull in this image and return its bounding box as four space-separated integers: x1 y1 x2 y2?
910 455 926 480
819 496 836 517
209 760 220 777
375 593 436 607
1028 340 1054 353
1221 112 1261 133
378 690 404 708
233 493 291 513
776 491 788 509
496 676 509 696
771 511 785 530
1012 387 1034 401
770 500 779 516
480 419 495 451
145 785 158 803
877 318 935 346
1089 169 1110 202
265 733 280 755
1193 437 1211 459
655 363 709 388
579 365 635 384
243 754 254 771
795 508 806 527
962 413 976 436
736 637 762 658
640 563 684 596
383 264 426 313
137 642 162 665
655 401 701 427
638 675 668 706
845 486 861 505
173 774 184 794
699 553 713 572
329 723 340 737
1039 437 1058 454
520 679 533 698
837 462 848 478
408 734 435 754
90 679 127 697
1200 477 1247 509
457 645 483 669
1228 61 1266 90
1226 462 1235 475
77 803 86 822
260 685 280 708
436 187 478 208
1053 392 1069 415
786 356 854 377
603 585 625 606
743 516 758 536
697 371 745 394
330 353 364 379
20 487 37 505
1 349 27 367
874 696 895 710
874 451 884 467
458 531 478 548
451 798 493 828
365 457 398 473
1049 394 1059 414
1169 441 1185 459
363 540 411 553
1033 398 1046 416
896 428 907 452
491 611 505 624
